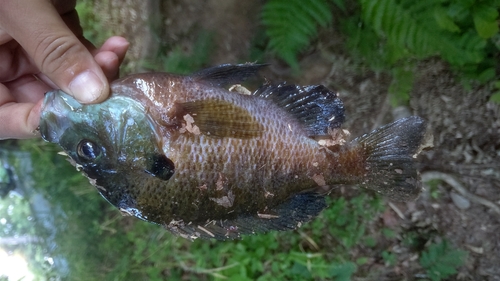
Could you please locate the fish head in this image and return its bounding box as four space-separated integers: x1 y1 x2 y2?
39 90 175 213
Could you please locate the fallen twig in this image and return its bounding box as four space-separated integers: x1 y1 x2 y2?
421 171 500 215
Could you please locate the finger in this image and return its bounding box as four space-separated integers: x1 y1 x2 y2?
94 51 120 81
0 84 41 139
0 0 109 104
96 36 129 65
93 37 129 80
4 75 50 103
0 41 32 82
0 29 13 45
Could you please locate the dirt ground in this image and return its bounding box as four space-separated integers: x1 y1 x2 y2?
95 0 500 280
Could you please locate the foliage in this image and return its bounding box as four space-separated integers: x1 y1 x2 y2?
261 0 345 70
419 240 467 281
311 195 384 248
381 251 396 266
76 0 111 45
491 92 500 103
359 0 486 65
7 140 115 279
491 81 500 103
355 0 500 103
425 179 443 199
0 193 33 240
260 0 500 104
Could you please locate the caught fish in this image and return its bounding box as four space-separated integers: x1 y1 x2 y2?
39 64 427 240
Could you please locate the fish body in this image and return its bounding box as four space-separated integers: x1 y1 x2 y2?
39 64 427 240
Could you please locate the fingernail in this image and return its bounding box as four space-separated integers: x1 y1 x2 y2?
69 70 104 103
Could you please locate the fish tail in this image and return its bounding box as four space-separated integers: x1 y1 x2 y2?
349 116 428 201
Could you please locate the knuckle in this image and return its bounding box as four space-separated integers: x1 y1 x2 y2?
34 33 85 76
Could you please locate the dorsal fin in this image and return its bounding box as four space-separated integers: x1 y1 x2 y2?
253 82 345 136
190 63 267 88
164 192 326 240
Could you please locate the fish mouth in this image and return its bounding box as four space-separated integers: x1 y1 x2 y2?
39 90 82 143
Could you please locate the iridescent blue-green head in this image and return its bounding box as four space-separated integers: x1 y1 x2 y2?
39 91 174 217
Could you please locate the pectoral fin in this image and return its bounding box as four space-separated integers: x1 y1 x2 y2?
177 99 264 138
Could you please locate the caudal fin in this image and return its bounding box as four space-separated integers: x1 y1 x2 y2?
352 116 428 201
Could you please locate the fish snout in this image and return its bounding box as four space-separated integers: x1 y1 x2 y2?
39 90 81 143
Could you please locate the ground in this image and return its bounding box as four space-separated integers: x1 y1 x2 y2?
92 1 500 280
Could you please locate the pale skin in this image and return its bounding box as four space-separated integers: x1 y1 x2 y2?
0 0 129 139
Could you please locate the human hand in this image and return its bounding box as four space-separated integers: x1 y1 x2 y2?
0 0 129 139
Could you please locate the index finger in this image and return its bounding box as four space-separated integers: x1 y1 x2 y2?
0 0 109 103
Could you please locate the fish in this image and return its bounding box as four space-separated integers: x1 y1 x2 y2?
39 63 427 240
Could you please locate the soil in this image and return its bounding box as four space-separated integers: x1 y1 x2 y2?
95 0 500 280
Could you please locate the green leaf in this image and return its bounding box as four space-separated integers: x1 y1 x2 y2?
356 257 369 265
359 0 485 67
262 0 334 70
473 5 499 38
329 0 346 13
433 6 460 32
382 251 396 266
420 240 467 281
327 262 357 281
382 227 396 238
389 66 414 106
490 92 500 103
476 67 496 83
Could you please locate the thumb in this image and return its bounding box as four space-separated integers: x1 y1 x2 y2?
0 0 109 103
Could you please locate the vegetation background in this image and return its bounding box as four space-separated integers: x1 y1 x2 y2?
1 0 499 280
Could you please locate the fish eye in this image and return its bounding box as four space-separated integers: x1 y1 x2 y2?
77 140 102 161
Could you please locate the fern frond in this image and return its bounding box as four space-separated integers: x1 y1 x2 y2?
419 240 467 281
359 0 485 65
262 0 335 70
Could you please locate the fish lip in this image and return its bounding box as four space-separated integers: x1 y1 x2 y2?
39 90 82 143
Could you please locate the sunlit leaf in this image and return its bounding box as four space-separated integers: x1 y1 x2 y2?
473 5 499 38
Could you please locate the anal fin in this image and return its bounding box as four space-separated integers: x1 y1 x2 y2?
165 192 326 240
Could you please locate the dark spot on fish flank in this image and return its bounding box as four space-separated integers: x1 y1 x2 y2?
145 154 175 181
